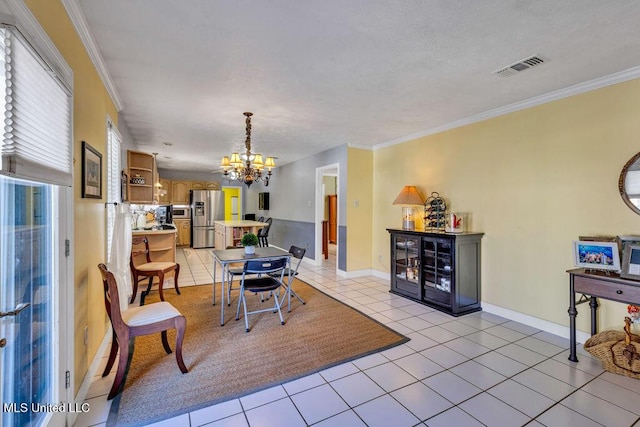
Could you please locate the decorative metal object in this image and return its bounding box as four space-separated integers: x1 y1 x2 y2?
220 112 276 188
423 192 446 231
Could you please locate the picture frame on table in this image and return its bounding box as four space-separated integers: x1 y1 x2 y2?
616 235 640 259
81 141 102 199
572 240 621 271
621 244 640 281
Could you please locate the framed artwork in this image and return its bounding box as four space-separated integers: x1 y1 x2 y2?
621 244 640 281
573 241 621 271
578 235 617 242
81 141 102 199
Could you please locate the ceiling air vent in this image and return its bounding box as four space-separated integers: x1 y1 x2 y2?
494 55 548 78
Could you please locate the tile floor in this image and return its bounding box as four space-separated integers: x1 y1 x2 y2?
75 247 640 427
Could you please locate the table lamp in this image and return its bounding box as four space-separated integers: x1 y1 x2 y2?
392 186 425 230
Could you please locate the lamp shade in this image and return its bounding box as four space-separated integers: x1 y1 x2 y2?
392 186 424 206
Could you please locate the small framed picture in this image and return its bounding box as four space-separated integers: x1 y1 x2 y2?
572 241 621 271
616 235 640 259
81 141 102 199
621 244 640 280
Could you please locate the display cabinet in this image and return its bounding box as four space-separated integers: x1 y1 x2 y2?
388 229 483 316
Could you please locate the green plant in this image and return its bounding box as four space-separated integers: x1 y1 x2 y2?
241 233 259 247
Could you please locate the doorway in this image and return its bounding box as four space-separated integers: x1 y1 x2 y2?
315 164 339 270
222 186 242 221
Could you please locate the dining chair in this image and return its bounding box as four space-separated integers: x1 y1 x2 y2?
257 216 265 222
98 263 188 399
130 236 180 305
257 217 272 247
235 258 288 332
269 245 306 311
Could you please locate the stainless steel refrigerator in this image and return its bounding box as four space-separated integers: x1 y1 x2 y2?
191 190 225 248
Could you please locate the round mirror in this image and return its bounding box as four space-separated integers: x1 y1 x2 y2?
619 152 640 215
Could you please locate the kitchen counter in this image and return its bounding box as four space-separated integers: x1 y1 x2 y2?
214 220 268 248
132 223 177 235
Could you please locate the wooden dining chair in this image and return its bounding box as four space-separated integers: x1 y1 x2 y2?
98 263 188 399
130 236 180 305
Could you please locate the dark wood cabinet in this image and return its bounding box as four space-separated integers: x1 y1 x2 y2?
328 194 337 244
388 229 483 316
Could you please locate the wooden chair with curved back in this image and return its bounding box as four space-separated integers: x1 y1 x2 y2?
98 263 188 400
130 236 180 305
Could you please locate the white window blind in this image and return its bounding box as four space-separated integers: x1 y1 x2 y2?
0 27 73 186
106 120 122 261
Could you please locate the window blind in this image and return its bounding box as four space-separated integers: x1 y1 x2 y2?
106 120 122 261
0 28 73 186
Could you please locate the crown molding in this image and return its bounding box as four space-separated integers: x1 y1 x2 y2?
375 65 640 151
347 143 373 150
61 0 123 111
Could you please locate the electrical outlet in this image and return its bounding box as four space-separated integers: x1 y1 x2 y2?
84 326 88 347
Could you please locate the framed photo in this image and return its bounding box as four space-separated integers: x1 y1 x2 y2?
621 244 640 280
81 141 102 199
579 235 616 242
616 235 640 259
573 241 621 271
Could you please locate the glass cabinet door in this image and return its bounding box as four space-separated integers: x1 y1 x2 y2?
423 238 453 293
393 235 420 283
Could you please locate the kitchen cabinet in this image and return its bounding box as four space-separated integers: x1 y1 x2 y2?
174 219 191 246
388 229 483 316
191 181 220 190
127 150 155 204
171 181 190 204
158 178 172 204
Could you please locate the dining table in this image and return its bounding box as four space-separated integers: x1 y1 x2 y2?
212 246 292 326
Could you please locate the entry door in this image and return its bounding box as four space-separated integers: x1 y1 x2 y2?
0 176 68 427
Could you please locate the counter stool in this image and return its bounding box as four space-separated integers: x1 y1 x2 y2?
130 236 181 305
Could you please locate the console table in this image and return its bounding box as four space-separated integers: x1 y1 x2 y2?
567 268 640 362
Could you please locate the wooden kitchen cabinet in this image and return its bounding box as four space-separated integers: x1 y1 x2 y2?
127 150 155 204
174 219 191 246
158 178 172 204
171 181 190 204
191 181 220 190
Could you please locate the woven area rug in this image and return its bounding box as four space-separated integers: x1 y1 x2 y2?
107 279 408 426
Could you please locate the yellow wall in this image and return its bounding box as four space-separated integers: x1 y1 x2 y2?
24 0 118 392
346 148 373 271
373 78 640 334
222 187 240 220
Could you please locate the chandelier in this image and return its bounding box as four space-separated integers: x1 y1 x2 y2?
220 112 276 188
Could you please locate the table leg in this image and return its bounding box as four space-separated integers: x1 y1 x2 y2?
568 275 578 362
220 264 226 326
589 296 598 336
212 259 217 306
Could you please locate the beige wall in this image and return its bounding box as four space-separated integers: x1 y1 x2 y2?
373 78 640 334
346 148 373 271
25 0 118 392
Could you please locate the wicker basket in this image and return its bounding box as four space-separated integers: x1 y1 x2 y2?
584 317 640 379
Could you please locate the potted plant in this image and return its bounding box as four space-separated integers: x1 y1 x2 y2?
241 233 259 255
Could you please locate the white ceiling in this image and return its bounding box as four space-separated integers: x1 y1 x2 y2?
76 0 640 172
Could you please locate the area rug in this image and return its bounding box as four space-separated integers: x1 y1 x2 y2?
107 279 408 426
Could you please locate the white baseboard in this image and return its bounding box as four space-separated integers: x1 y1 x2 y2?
481 302 591 344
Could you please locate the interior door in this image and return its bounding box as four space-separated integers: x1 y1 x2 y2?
0 176 68 427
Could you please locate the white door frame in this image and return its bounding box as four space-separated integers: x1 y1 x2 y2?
314 163 339 269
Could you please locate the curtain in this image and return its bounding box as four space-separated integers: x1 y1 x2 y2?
108 203 132 311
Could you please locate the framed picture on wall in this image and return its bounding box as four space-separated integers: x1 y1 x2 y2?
621 244 640 280
81 141 102 199
572 241 621 271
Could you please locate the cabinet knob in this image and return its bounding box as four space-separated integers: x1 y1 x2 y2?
616 290 623 295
